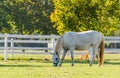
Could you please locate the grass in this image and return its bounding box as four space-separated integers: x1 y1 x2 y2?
0 54 119 78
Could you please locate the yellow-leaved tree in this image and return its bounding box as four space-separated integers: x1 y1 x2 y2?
51 0 120 36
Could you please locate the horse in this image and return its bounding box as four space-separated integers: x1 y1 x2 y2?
52 30 104 67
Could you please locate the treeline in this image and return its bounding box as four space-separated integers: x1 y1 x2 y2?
0 0 120 36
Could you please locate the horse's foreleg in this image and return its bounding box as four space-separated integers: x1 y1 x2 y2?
70 49 74 66
59 49 67 66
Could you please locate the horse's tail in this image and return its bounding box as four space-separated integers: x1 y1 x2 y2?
98 38 104 66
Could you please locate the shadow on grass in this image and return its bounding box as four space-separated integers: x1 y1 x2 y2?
104 59 120 65
63 58 120 65
0 64 52 67
0 64 37 67
0 58 120 67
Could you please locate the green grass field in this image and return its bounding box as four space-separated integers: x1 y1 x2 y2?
0 54 120 78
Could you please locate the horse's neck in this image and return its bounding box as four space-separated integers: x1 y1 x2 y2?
55 37 63 54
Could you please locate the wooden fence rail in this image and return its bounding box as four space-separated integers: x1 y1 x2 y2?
0 34 120 61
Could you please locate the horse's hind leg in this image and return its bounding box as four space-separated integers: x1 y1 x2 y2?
59 49 67 66
89 47 97 66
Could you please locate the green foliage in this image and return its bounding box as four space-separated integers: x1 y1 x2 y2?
0 0 57 35
1 0 120 35
51 0 120 35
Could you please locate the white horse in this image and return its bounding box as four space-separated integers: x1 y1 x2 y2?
52 30 104 66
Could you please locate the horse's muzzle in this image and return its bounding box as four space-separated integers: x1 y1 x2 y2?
53 63 58 67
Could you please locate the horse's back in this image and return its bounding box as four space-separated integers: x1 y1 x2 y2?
86 30 103 44
77 30 103 42
63 30 103 42
62 30 103 50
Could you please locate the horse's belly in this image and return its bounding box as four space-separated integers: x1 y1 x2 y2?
74 45 90 51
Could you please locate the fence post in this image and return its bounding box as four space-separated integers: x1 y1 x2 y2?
4 35 8 61
11 38 14 58
51 36 55 53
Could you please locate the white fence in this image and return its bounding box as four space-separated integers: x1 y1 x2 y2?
0 34 120 61
0 34 59 61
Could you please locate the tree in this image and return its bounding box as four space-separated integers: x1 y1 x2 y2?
0 0 57 35
0 1 13 34
51 0 120 36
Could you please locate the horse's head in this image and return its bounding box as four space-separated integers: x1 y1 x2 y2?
52 52 60 66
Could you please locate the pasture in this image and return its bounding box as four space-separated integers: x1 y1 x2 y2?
0 54 119 78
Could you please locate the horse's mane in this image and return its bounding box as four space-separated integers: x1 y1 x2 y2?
55 36 63 54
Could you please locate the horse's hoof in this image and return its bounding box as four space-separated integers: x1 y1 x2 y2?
58 64 62 66
89 64 92 66
97 64 102 67
71 64 74 66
